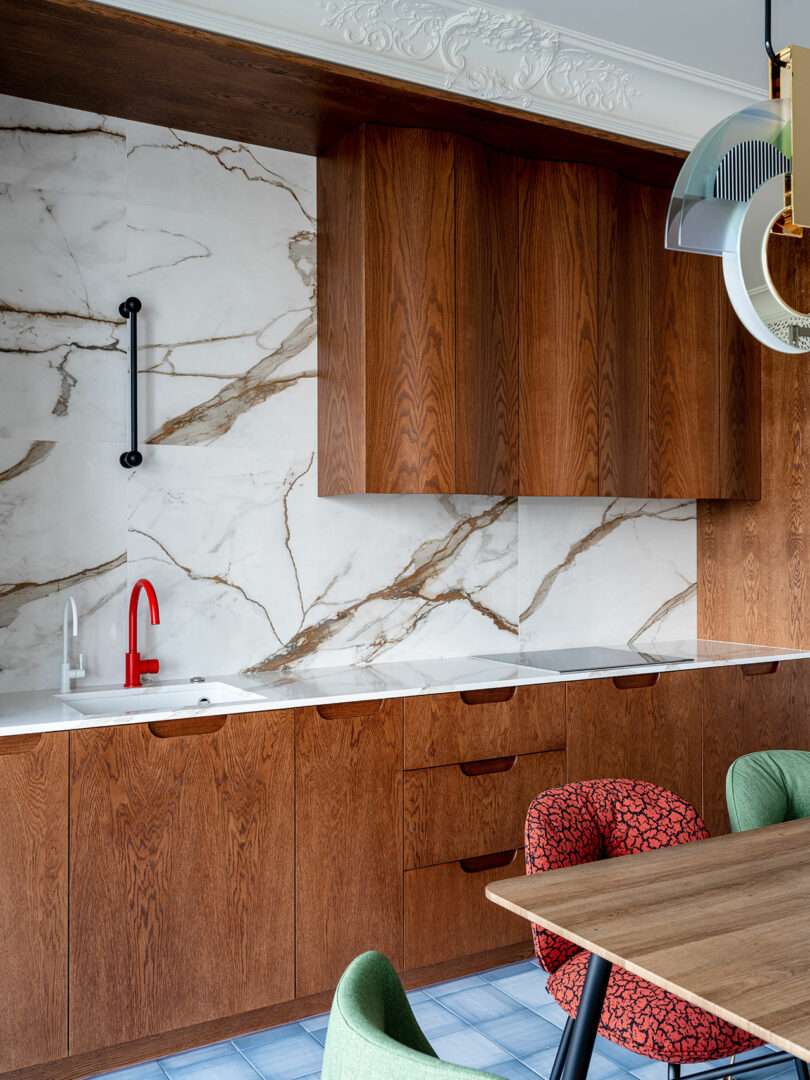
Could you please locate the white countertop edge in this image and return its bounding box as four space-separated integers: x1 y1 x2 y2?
1 639 809 738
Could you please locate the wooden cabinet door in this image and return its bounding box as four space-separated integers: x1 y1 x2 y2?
703 661 810 836
519 160 599 496
566 670 703 811
0 732 67 1072
70 712 294 1053
296 698 403 996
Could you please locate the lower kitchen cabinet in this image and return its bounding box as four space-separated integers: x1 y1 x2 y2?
703 662 810 836
295 698 404 996
0 731 68 1072
566 669 703 811
69 711 294 1054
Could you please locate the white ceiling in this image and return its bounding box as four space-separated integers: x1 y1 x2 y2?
489 0 810 90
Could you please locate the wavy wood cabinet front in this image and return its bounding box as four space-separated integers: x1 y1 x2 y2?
69 712 295 1053
0 732 68 1072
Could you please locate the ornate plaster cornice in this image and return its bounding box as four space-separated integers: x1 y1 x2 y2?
98 0 764 149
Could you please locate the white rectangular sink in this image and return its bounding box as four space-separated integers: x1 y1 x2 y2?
57 681 264 719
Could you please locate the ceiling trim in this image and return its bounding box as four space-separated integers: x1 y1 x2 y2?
96 0 765 149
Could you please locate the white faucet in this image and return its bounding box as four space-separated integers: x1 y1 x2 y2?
61 596 86 693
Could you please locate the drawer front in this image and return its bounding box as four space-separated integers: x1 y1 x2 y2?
404 683 565 769
404 850 530 969
405 750 564 869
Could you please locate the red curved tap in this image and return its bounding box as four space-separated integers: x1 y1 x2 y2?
125 578 161 688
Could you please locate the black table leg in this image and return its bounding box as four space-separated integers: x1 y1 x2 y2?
561 954 613 1080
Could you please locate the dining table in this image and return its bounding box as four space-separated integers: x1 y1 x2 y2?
486 817 810 1080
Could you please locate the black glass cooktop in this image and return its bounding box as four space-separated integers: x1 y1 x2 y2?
477 646 695 674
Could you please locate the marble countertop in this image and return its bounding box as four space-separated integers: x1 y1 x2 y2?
1 639 809 738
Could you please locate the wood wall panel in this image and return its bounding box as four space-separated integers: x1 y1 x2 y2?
69 714 294 1053
455 138 519 494
0 732 67 1072
404 751 564 869
365 126 456 493
519 161 600 496
699 231 810 644
566 671 703 811
296 698 404 996
702 663 810 836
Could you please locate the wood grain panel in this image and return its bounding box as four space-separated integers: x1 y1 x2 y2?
365 126 456 493
650 219 721 499
566 670 703 811
718 291 761 500
405 750 564 869
404 684 565 769
454 137 519 495
0 732 67 1072
702 661 810 836
699 235 810 643
69 712 294 1053
405 852 530 969
599 175 652 497
317 127 366 495
295 697 404 996
0 2 685 184
519 161 599 496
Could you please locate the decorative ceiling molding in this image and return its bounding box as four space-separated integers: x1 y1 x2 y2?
97 0 765 149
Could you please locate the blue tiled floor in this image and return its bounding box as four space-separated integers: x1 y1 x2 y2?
90 960 788 1080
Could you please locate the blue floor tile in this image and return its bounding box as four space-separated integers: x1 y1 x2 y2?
410 997 467 1040
233 1024 323 1080
439 984 525 1025
480 1009 564 1060
525 1044 626 1080
488 1060 547 1080
160 1043 260 1080
431 1028 514 1070
425 973 489 998
95 1065 169 1080
482 960 542 983
495 969 557 1012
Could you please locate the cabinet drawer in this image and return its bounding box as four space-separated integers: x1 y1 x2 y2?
404 850 530 969
404 683 565 769
405 750 564 869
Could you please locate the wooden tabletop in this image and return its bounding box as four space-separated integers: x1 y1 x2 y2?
487 818 810 1062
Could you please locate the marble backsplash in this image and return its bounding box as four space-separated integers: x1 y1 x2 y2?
0 94 697 692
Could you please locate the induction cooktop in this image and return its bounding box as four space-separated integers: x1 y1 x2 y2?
477 646 695 674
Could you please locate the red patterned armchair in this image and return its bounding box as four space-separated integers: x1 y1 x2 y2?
525 779 763 1074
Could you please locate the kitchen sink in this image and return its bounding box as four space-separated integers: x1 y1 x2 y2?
56 681 264 719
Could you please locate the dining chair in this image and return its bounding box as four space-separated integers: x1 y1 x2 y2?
321 950 504 1079
726 749 810 832
525 779 801 1080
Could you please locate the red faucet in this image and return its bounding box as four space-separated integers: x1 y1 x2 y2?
125 578 161 688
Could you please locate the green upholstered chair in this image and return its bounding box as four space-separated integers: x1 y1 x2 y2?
726 749 810 832
321 951 502 1080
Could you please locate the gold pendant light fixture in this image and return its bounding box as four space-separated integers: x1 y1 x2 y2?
665 0 810 353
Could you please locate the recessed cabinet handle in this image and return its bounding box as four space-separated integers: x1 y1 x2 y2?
460 849 518 874
148 716 227 738
460 755 518 777
0 733 42 756
612 673 660 690
459 687 516 706
742 661 780 677
316 699 383 720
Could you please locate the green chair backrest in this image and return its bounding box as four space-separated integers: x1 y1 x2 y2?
321 951 503 1080
726 749 810 832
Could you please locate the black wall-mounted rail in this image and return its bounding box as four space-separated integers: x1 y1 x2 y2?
119 296 143 469
765 0 788 72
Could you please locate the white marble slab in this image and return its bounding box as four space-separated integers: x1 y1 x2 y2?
0 641 807 737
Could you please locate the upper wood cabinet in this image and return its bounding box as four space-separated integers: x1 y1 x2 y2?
318 123 760 499
318 124 518 495
69 712 294 1053
0 732 68 1072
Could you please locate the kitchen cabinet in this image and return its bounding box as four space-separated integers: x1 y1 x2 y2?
317 123 518 495
69 711 294 1053
703 662 810 835
566 669 703 811
0 732 68 1072
319 123 760 499
295 698 404 995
